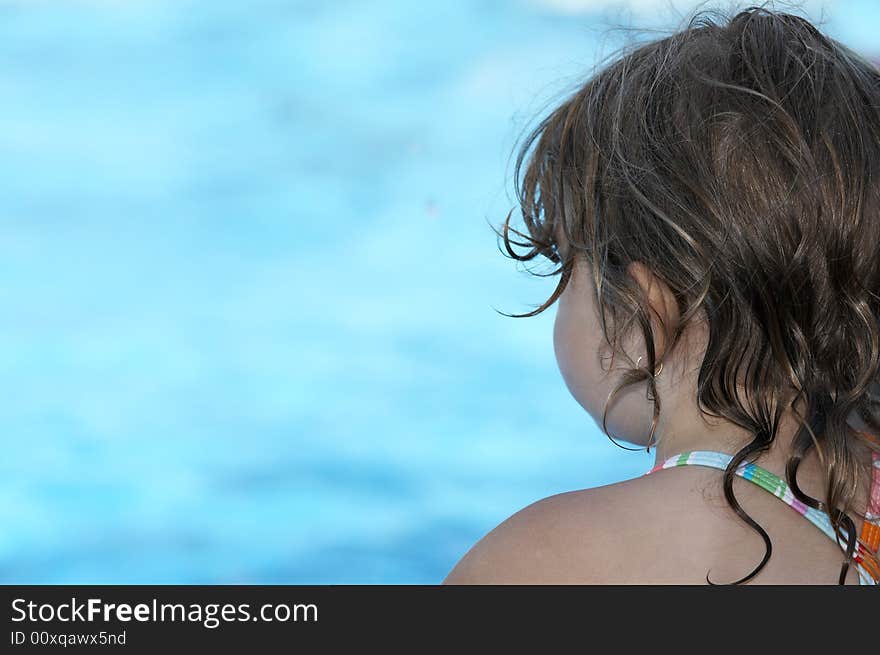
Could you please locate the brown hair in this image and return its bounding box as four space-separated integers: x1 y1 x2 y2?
498 4 880 584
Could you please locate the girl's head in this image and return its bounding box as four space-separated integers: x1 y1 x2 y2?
500 5 880 583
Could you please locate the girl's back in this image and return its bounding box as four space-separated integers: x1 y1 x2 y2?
446 443 878 584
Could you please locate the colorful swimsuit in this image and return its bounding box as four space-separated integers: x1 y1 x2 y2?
643 449 880 585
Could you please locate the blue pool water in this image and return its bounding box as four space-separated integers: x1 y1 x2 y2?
1 0 877 583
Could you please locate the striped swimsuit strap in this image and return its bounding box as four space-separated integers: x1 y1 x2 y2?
644 449 880 586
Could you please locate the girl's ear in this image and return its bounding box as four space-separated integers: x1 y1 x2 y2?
553 216 570 261
625 261 679 360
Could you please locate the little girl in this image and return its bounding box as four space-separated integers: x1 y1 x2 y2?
445 6 880 585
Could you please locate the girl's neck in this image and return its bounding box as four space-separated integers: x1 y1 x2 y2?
648 391 804 469
649 405 876 512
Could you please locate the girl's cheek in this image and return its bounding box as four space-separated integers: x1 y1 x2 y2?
552 294 574 389
553 297 597 416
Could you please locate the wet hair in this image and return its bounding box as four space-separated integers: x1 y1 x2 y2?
498 4 880 584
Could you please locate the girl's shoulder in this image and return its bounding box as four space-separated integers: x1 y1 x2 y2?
443 467 722 585
444 458 872 584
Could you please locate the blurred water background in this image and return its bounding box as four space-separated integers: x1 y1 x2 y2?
1 0 877 583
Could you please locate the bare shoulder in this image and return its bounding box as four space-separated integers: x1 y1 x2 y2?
442 466 724 585
442 486 619 584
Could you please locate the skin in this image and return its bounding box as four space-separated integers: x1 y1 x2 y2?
444 242 875 585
